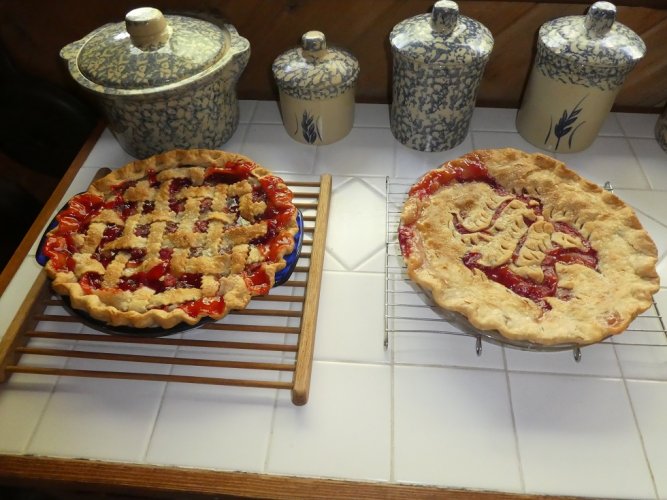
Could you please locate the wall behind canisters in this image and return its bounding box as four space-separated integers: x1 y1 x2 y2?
1 0 666 112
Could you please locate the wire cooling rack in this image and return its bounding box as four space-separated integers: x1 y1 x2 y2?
384 177 666 362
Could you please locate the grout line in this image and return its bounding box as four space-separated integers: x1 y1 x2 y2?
141 341 182 463
503 349 527 493
625 135 655 190
612 342 660 499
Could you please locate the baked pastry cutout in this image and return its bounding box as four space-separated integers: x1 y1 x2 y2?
399 148 660 346
43 149 298 329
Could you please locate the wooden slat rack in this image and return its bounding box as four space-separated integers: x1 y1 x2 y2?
0 175 331 406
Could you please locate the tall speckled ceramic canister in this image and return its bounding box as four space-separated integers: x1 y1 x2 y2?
272 31 359 145
389 1 493 152
516 2 645 153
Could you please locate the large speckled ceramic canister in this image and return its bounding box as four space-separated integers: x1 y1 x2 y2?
272 31 359 145
389 1 493 152
61 7 250 159
516 2 645 153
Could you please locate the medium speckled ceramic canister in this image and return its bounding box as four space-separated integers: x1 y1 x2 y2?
61 7 250 159
516 2 645 153
272 31 359 145
389 1 493 152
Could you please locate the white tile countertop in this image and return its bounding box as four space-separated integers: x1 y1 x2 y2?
1 101 666 498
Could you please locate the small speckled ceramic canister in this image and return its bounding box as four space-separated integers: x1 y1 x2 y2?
61 7 250 159
272 31 359 145
389 1 493 152
516 2 645 153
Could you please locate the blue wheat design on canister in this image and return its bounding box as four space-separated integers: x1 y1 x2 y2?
545 95 587 150
298 110 321 144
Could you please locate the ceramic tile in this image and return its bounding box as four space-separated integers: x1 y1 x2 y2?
82 128 137 168
558 136 650 189
27 377 164 461
510 372 655 498
251 99 282 124
315 127 396 176
353 247 385 273
658 257 667 289
471 130 550 154
27 349 170 462
626 379 667 498
505 343 621 377
327 177 385 270
633 212 667 261
267 361 391 481
323 250 346 271
393 365 521 492
394 330 505 368
241 123 316 174
353 103 390 128
628 138 667 191
395 135 474 180
238 99 257 123
470 107 518 132
617 112 660 139
218 123 248 154
146 351 280 471
315 271 388 363
0 346 76 454
597 112 624 137
0 372 58 453
614 189 667 229
614 290 667 381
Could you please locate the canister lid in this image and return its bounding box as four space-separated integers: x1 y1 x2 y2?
389 1 493 65
538 1 645 68
272 31 360 100
66 7 229 91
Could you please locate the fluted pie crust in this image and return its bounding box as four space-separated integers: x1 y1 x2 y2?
42 149 298 329
399 148 660 346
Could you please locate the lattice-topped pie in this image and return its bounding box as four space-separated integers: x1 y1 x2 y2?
42 149 298 329
399 148 660 346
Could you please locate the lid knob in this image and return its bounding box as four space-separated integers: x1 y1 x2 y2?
302 31 327 59
431 0 459 36
585 1 616 37
125 7 171 49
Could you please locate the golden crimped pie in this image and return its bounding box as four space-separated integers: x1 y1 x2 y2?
399 148 660 346
42 149 298 329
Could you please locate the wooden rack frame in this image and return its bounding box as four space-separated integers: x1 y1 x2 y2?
0 175 331 406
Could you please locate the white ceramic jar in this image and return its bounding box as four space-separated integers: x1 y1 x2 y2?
516 1 645 153
272 31 359 145
389 1 493 152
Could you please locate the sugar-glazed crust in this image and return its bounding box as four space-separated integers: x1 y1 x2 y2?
43 149 298 329
399 148 660 346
